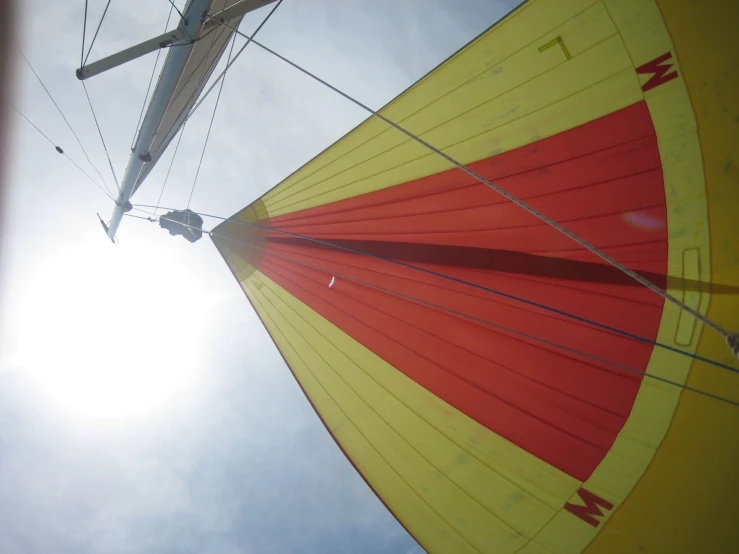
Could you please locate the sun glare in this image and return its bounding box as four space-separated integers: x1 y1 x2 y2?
11 237 214 421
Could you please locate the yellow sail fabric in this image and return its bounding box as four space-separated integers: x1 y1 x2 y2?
213 1 739 552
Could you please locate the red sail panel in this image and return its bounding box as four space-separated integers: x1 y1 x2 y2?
228 102 667 481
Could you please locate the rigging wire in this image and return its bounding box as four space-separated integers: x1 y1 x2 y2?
82 0 113 67
125 18 222 195
177 28 228 199
81 81 121 193
19 49 114 198
134 7 229 188
208 17 733 342
183 0 284 125
12 105 56 148
153 122 187 215
132 0 283 189
244 240 739 409
81 0 89 69
186 32 238 209
165 3 237 133
130 1 176 151
166 0 185 22
148 0 286 214
12 105 114 202
125 207 739 408
161 25 219 49
125 212 157 221
132 203 739 374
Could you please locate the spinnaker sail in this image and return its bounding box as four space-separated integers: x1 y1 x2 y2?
78 0 277 241
212 1 739 553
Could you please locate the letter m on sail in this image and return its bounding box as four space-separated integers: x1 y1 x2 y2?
636 52 678 92
564 488 615 527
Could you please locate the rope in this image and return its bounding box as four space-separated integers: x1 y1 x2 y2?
127 207 739 408
81 81 122 194
184 0 283 208
183 0 284 125
12 105 56 148
186 32 237 208
82 0 113 67
12 105 114 202
19 49 114 198
209 17 732 341
130 2 176 151
153 122 187 216
132 203 739 373
131 0 283 195
242 237 739 408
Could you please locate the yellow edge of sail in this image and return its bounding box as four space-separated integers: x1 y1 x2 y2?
213 0 739 552
585 1 739 552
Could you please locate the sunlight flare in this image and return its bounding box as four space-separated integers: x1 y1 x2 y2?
12 237 213 420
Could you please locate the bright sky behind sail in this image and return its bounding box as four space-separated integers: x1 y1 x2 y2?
0 1 520 552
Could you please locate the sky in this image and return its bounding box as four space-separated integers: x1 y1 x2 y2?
0 1 520 553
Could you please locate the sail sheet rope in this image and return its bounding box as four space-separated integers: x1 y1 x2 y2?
210 17 734 343
18 49 115 198
130 203 739 372
124 207 739 406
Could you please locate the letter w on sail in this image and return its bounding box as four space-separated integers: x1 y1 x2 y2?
564 488 615 527
636 52 679 92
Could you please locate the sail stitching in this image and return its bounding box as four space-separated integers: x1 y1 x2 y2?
134 204 739 374
209 17 733 342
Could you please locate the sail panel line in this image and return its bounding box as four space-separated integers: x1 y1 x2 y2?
208 15 734 343
122 205 739 408
131 203 738 376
